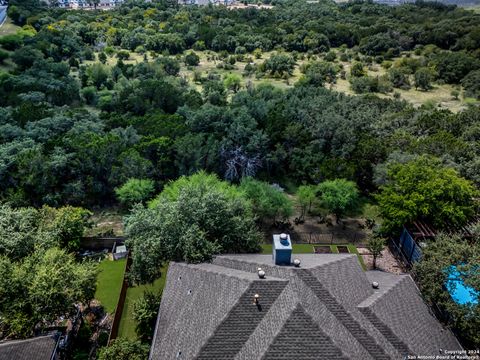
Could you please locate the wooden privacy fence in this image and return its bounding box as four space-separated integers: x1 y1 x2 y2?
80 236 125 250
288 231 366 244
108 254 131 343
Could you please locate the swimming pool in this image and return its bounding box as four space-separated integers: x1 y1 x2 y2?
445 266 479 306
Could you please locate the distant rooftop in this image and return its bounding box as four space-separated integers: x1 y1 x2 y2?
150 253 462 359
0 334 59 360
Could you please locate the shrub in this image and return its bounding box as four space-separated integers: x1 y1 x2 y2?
115 179 155 208
184 51 200 66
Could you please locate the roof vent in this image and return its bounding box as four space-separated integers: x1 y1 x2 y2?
372 281 379 289
253 294 260 304
187 289 192 295
258 268 266 279
176 351 182 358
273 233 292 265
293 258 301 267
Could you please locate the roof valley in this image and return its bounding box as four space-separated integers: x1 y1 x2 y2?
195 280 288 359
295 268 392 360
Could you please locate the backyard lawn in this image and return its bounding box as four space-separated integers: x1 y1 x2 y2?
118 263 169 339
94 258 126 314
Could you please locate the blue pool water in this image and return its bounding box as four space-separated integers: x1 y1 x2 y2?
445 267 479 306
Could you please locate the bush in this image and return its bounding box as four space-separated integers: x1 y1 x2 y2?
97 338 149 360
116 50 130 60
132 290 162 342
0 34 23 51
461 70 480 99
184 51 200 66
0 50 9 64
115 179 155 208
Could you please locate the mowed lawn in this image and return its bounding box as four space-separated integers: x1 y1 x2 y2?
118 263 169 339
95 258 126 314
261 243 366 271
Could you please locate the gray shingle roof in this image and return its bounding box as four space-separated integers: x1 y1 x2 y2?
150 254 462 360
0 334 58 360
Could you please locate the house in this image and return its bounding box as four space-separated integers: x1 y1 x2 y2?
150 234 462 359
0 333 60 360
52 0 125 9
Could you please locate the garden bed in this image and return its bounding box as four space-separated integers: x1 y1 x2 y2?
313 246 332 254
337 245 350 253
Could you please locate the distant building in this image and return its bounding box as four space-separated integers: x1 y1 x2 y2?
53 0 125 8
150 234 462 359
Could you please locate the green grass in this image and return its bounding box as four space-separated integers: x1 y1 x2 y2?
94 258 126 314
261 243 315 254
117 263 169 340
347 244 367 271
261 243 367 271
0 18 21 37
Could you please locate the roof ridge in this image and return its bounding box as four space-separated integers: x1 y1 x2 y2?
358 275 410 308
261 304 349 360
173 261 285 282
296 269 392 360
195 280 287 359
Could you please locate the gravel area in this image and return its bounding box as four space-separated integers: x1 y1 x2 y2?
357 246 406 274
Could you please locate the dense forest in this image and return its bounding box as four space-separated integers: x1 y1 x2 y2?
1 0 480 208
0 0 479 353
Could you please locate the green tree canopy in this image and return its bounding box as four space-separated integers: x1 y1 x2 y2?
0 248 97 338
97 338 149 360
239 178 293 224
296 185 316 219
317 179 359 222
376 157 478 234
413 233 480 346
125 172 261 283
115 178 155 208
132 290 162 343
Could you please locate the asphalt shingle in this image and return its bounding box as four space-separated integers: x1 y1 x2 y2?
150 254 462 360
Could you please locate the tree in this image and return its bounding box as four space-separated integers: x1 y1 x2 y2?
262 54 295 78
303 61 338 86
296 185 316 220
461 69 480 99
125 172 261 283
223 73 241 93
116 50 130 60
388 67 410 89
115 179 155 208
132 290 162 343
0 248 97 338
413 233 480 346
239 178 293 224
0 50 9 65
376 157 478 234
366 236 385 269
0 205 41 260
97 338 149 360
414 67 434 91
184 51 200 66
350 62 365 77
317 179 359 223
38 206 93 252
98 52 107 64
